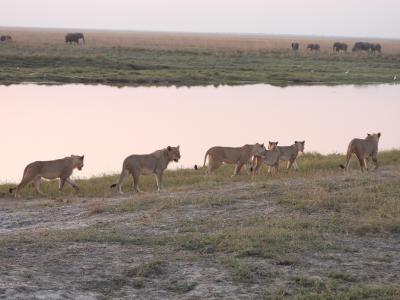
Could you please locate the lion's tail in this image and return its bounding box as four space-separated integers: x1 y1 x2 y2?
339 142 353 169
110 183 117 189
203 150 209 167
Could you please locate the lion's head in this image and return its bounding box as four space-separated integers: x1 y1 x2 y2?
252 143 266 156
295 141 305 153
268 141 279 150
366 133 381 143
71 155 85 171
167 146 181 162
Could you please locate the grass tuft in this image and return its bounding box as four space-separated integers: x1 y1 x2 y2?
127 260 166 278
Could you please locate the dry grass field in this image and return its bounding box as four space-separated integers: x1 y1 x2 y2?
0 151 400 298
3 27 400 54
1 27 400 86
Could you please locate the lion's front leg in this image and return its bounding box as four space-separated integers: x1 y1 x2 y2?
155 171 164 192
254 157 263 175
232 163 244 177
372 156 379 170
66 178 79 191
34 176 46 196
59 178 66 191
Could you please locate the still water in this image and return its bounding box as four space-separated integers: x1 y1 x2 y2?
1 84 399 182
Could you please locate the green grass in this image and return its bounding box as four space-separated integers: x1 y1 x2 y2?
127 260 166 278
174 216 332 258
221 256 275 284
282 277 400 300
164 281 197 294
1 43 399 86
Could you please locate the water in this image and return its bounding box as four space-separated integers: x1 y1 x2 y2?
1 84 399 182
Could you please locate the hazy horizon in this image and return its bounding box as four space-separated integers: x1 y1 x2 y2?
1 0 399 39
2 25 399 41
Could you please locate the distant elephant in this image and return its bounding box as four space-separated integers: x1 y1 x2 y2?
352 42 371 52
307 43 320 51
291 42 299 51
0 35 12 42
370 43 382 54
333 42 348 52
65 33 85 44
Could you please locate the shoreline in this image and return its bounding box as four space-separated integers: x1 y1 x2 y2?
1 30 400 87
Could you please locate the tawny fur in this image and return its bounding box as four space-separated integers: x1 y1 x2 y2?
111 146 181 194
274 141 305 171
9 155 84 198
339 133 381 172
252 142 280 175
203 143 266 176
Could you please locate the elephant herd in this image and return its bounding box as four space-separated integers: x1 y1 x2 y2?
0 32 383 54
352 42 381 53
292 41 382 53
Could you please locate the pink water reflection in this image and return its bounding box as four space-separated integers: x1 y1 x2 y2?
1 84 399 182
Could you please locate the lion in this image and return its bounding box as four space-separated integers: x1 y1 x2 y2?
9 155 84 198
110 146 181 194
251 141 280 175
340 133 381 172
271 141 305 171
203 143 265 176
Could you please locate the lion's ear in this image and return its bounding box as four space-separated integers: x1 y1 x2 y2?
81 155 85 160
177 145 180 150
378 132 381 138
302 141 305 144
294 141 298 144
367 133 371 136
167 146 171 151
276 142 278 145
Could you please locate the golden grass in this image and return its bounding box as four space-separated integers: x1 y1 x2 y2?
2 27 400 55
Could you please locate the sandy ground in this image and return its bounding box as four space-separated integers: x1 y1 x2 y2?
0 173 399 299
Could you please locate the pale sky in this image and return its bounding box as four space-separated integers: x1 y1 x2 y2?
1 0 400 38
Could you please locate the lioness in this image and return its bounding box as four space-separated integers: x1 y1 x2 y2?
203 143 265 176
110 146 181 194
9 155 84 198
271 141 305 171
340 133 381 172
252 142 280 175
